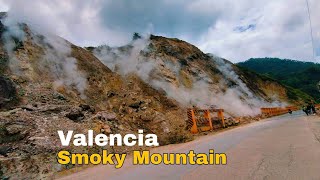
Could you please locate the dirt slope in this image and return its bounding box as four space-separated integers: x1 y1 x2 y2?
0 20 187 179
93 35 303 117
0 19 307 179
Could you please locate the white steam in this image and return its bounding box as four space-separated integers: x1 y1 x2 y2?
1 18 25 75
33 33 87 98
95 41 217 109
1 15 87 98
211 55 266 115
93 36 286 116
94 37 156 82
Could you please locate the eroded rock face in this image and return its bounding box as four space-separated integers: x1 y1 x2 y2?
0 76 16 109
0 122 32 144
65 108 85 122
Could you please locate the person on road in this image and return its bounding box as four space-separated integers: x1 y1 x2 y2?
311 102 316 114
303 104 311 116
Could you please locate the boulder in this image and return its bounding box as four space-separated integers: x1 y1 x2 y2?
53 93 66 101
6 124 26 135
0 146 11 157
65 109 84 122
0 123 31 143
79 104 94 113
100 124 112 134
79 104 90 111
0 76 16 109
96 111 117 121
139 110 155 122
128 102 141 109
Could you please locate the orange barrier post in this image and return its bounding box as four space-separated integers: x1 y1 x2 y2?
187 108 225 134
217 110 225 128
204 110 213 130
187 109 198 134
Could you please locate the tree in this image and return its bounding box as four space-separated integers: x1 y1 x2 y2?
132 32 142 41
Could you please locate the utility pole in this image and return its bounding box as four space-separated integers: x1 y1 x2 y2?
305 0 320 97
305 0 316 61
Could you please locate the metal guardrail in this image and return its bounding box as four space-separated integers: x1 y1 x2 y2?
187 108 225 134
260 106 298 117
187 105 314 134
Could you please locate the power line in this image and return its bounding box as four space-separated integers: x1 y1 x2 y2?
305 0 316 61
305 0 320 94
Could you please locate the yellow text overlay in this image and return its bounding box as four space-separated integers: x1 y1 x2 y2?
57 149 227 168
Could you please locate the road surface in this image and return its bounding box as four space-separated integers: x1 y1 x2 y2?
59 111 320 180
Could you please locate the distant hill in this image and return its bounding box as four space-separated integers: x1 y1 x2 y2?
237 58 320 102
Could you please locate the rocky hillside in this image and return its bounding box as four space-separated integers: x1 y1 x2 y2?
0 18 187 179
92 35 307 116
0 17 309 179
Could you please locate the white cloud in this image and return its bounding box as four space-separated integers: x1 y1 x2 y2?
2 0 129 46
1 0 319 62
196 0 320 62
0 0 8 12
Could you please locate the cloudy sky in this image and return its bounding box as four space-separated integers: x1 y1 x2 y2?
0 0 319 62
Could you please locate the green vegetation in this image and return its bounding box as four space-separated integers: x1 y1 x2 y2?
237 58 320 102
237 65 313 103
132 32 142 41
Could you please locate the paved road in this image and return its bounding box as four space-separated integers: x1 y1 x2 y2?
59 111 320 180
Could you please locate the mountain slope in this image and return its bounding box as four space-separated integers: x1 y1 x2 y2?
0 16 312 179
92 35 309 115
0 19 188 179
237 58 320 102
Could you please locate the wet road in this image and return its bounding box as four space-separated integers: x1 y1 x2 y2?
59 111 320 180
